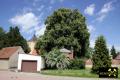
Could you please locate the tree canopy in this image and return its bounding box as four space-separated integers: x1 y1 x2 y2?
0 26 30 53
110 45 117 59
35 8 90 57
7 27 30 53
92 35 111 73
0 27 6 49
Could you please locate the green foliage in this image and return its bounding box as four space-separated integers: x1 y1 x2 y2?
0 26 30 53
36 8 90 58
110 45 117 59
85 47 94 59
41 69 98 78
69 58 85 69
92 35 111 73
0 27 4 33
7 27 30 53
0 27 5 49
44 48 70 69
0 27 10 49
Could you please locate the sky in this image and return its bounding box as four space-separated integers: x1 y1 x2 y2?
0 0 120 51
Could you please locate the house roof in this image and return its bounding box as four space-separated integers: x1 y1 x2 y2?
85 59 120 65
60 48 71 53
112 59 120 65
0 46 21 59
29 49 38 56
85 59 92 65
115 53 120 60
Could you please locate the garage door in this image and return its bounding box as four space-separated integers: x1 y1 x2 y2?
21 60 37 72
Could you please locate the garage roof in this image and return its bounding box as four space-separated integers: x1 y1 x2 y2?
60 48 71 53
0 46 21 59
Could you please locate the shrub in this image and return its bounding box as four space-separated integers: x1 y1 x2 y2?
44 48 70 69
69 58 85 69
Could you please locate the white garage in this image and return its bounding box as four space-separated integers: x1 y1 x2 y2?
0 46 24 70
0 46 44 72
18 53 44 72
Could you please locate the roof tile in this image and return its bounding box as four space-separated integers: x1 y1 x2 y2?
0 46 20 59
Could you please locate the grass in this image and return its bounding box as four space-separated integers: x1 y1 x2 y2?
41 68 98 78
118 68 120 79
41 68 120 79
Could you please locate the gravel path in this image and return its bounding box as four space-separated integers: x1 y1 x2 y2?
0 70 119 80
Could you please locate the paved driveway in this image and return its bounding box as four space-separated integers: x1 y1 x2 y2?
0 70 119 80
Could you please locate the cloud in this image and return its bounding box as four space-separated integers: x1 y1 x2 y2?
90 39 95 48
108 44 120 52
96 1 114 22
9 12 46 37
99 1 113 14
96 14 106 22
9 12 39 31
115 46 120 52
22 7 33 13
87 25 95 32
84 4 95 16
35 24 46 37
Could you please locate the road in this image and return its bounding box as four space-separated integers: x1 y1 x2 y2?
0 70 118 80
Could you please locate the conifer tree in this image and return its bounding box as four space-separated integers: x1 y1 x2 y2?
0 27 10 49
7 26 30 53
92 35 111 73
110 46 117 59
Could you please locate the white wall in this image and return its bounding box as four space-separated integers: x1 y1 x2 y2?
18 54 44 71
85 65 92 68
0 60 9 69
9 47 25 68
111 65 120 68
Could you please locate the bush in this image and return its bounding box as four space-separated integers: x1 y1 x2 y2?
44 48 70 69
69 58 85 69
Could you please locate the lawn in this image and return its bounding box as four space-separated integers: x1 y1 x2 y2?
118 68 120 79
41 68 120 79
41 68 98 78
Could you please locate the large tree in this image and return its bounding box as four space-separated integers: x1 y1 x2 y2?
0 27 9 49
7 26 30 53
0 27 6 49
36 8 90 57
85 47 94 59
92 36 111 73
110 45 117 59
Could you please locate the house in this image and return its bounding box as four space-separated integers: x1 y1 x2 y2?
0 46 44 72
111 59 120 67
0 46 24 70
60 48 73 59
85 58 120 68
112 53 120 67
115 53 120 60
85 59 92 68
